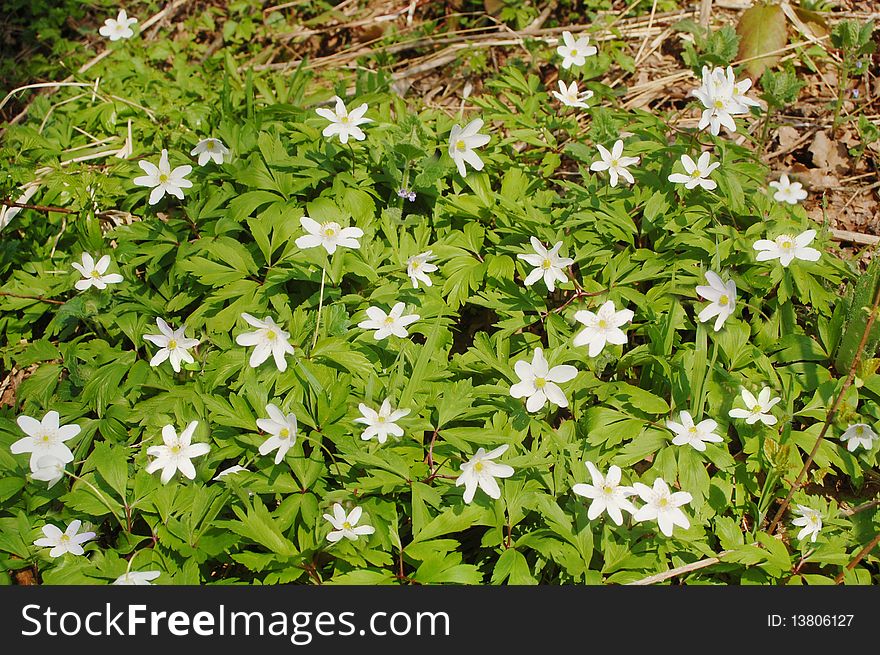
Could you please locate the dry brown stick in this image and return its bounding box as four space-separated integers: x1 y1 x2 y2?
0 291 65 306
841 497 880 516
634 0 659 65
767 281 880 536
254 11 690 72
627 551 731 585
830 229 880 246
834 532 880 584
699 0 713 28
1 200 76 214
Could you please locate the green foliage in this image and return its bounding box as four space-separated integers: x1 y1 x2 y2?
678 22 742 69
0 1 878 588
759 67 805 111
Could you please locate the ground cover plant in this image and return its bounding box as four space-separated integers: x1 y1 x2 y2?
1 0 879 586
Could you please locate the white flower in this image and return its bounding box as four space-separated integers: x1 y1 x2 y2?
691 66 739 136
791 504 822 542
406 251 438 288
840 423 878 452
323 503 376 542
769 173 808 204
753 229 821 267
456 445 515 504
589 139 639 187
725 66 761 113
572 461 637 525
551 80 594 108
358 302 419 340
632 477 693 537
133 149 193 205
72 253 124 291
556 30 598 69
666 411 723 452
31 455 66 488
11 410 80 472
256 404 298 464
34 520 95 558
295 216 363 255
572 300 634 357
213 465 249 481
354 399 410 444
145 421 211 484
728 388 780 426
509 347 578 412
113 570 161 585
99 9 137 41
695 271 737 331
315 96 371 144
517 237 574 293
142 318 199 373
235 313 296 371
668 152 720 190
190 138 230 166
448 119 490 177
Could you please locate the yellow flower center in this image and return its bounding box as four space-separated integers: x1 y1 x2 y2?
167 339 177 349
751 405 762 413
474 461 484 472
170 444 181 454
206 141 215 150
598 319 608 328
342 521 352 529
340 116 350 124
455 139 467 151
541 258 553 270
781 241 793 249
384 316 395 325
718 295 729 306
159 174 169 183
323 226 336 237
535 377 547 388
602 485 613 494
610 159 619 167
570 49 578 57
279 428 289 438
856 426 864 435
41 434 51 443
688 425 698 434
658 497 669 508
266 330 276 340
377 416 386 423
90 270 101 278
60 534 70 543
713 99 725 109
691 169 702 178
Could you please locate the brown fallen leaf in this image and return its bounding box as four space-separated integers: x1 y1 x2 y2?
776 125 800 150
792 161 839 190
808 131 849 173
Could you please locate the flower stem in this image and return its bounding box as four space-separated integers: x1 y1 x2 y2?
65 470 128 532
766 280 880 535
311 268 326 351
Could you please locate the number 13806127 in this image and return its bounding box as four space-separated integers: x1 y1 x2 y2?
768 614 854 627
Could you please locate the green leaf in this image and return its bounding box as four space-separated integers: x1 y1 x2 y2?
88 442 129 499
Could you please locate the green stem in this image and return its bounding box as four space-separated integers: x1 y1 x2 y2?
65 471 127 532
311 268 326 351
